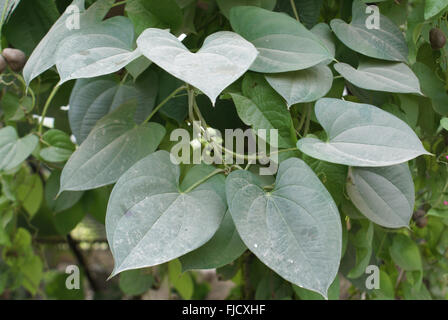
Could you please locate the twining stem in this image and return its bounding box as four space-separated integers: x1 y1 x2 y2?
13 72 36 110
143 85 186 123
290 0 300 22
38 84 60 134
183 168 225 194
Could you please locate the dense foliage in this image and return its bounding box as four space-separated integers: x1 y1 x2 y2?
0 0 448 300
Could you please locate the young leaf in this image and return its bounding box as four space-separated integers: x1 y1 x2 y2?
180 210 247 271
40 129 75 163
297 98 430 167
226 158 342 298
60 102 166 192
23 0 115 85
106 151 227 277
334 60 422 94
331 0 408 62
68 72 158 144
16 174 43 217
0 126 38 171
231 73 296 149
424 0 448 19
265 65 333 107
347 164 415 228
55 16 140 84
230 6 332 73
389 234 422 271
137 28 258 104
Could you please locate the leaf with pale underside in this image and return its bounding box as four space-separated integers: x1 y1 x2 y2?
334 60 422 94
60 102 166 192
330 0 408 62
23 0 115 85
106 152 227 277
180 210 247 271
297 98 430 167
265 65 333 107
347 164 415 228
136 28 258 104
55 16 141 84
0 126 38 171
68 71 158 144
230 6 332 73
226 158 342 298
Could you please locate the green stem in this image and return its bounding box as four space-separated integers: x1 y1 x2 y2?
290 0 300 21
303 104 312 136
143 85 186 123
112 0 128 7
38 84 60 134
183 168 225 194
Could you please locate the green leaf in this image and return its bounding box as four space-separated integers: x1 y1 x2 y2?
389 234 422 271
55 16 140 84
412 62 448 115
180 210 247 271
60 102 166 192
216 0 276 19
331 0 408 62
347 164 415 228
20 255 43 295
3 0 59 56
290 0 324 29
1 92 32 121
265 65 333 107
230 6 332 73
69 72 158 144
226 158 342 298
297 98 430 167
347 221 373 279
40 129 75 163
441 118 448 131
310 23 336 63
23 0 114 85
141 0 183 33
16 174 43 217
0 126 38 171
293 276 339 300
53 202 86 235
231 73 296 149
334 60 422 94
45 170 84 214
168 259 193 300
424 0 448 19
106 151 227 277
119 269 154 296
137 28 258 104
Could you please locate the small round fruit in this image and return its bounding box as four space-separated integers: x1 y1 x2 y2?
430 28 447 50
2 48 26 71
412 209 426 221
416 216 428 228
0 55 6 74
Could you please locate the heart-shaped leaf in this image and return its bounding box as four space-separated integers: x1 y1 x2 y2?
347 164 415 228
106 152 227 276
69 71 158 144
230 6 332 73
136 28 258 104
297 98 430 167
226 158 342 297
265 65 333 107
334 60 422 94
331 0 408 62
180 210 247 271
23 0 114 85
55 16 141 84
60 102 166 192
0 126 38 171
